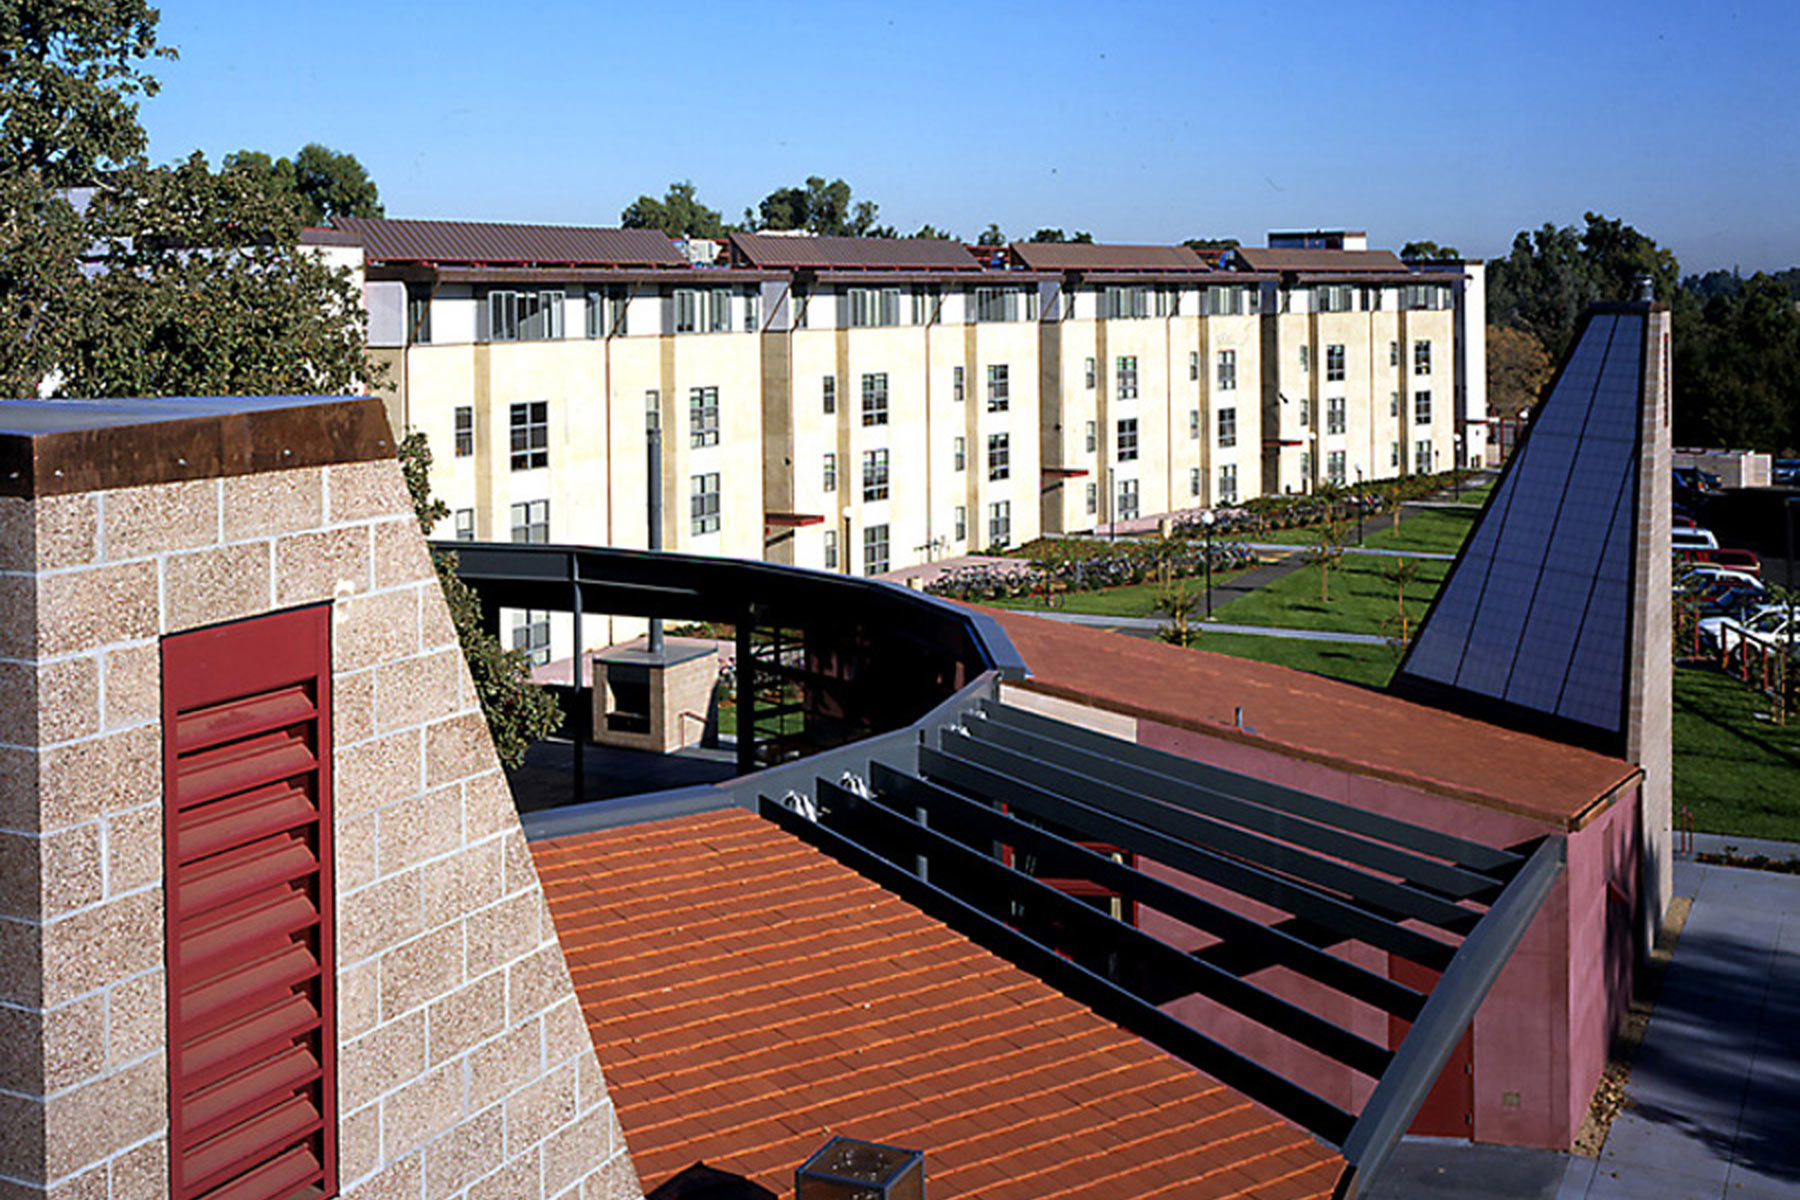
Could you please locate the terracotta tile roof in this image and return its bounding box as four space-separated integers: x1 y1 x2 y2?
979 608 1639 829
1009 243 1211 273
728 232 983 271
328 216 687 267
534 808 1341 1200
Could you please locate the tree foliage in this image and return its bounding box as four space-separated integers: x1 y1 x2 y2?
1184 236 1240 251
1485 324 1553 422
1673 274 1800 450
748 176 881 236
0 0 174 185
910 223 955 240
222 143 383 226
1400 240 1460 261
1028 228 1092 243
400 433 561 769
1488 212 1678 359
975 222 1005 247
620 179 724 238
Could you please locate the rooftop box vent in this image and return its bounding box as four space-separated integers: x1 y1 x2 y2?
795 1137 924 1200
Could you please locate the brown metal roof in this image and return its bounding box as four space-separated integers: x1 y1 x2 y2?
1010 242 1211 274
328 217 687 267
1231 248 1409 275
728 232 982 271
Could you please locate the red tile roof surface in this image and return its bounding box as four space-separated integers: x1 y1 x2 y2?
1009 242 1212 273
534 807 1341 1200
980 608 1639 829
328 216 687 267
728 232 982 271
1230 247 1410 274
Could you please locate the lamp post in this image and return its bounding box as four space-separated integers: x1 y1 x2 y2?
646 393 664 656
1354 465 1364 546
1453 432 1464 498
1201 509 1216 619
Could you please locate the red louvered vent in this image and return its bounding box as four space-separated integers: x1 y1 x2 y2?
163 606 337 1200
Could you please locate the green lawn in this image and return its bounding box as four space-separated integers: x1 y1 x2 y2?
1361 507 1480 555
1673 666 1800 840
985 568 1251 618
1204 554 1448 639
1185 631 1402 688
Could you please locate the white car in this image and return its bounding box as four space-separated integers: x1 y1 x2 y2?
1678 565 1762 594
1700 604 1783 650
1672 528 1720 552
1713 606 1798 655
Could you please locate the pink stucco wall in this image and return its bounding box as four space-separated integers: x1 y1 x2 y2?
1136 717 1638 1150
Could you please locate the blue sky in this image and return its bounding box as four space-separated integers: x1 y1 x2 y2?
142 0 1798 272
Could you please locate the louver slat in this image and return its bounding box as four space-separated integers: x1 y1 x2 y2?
164 607 335 1200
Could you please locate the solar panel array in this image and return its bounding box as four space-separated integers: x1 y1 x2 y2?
1398 311 1646 740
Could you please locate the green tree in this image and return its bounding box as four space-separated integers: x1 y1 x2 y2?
1673 274 1800 450
1306 486 1351 602
0 0 174 185
0 171 85 395
976 222 1005 246
1486 324 1553 422
1028 228 1093 243
1400 240 1461 261
1488 212 1680 359
620 179 724 238
290 142 381 225
749 176 880 236
911 223 955 240
399 433 561 769
1184 236 1240 251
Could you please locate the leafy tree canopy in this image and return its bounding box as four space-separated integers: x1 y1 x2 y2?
0 0 174 185
1400 240 1461 261
911 223 955 241
748 176 881 237
1028 228 1093 243
620 179 724 238
1488 212 1678 359
223 143 383 227
1184 236 1240 251
975 222 1006 247
1485 324 1552 422
1673 273 1800 451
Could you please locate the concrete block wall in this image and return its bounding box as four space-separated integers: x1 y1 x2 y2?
0 443 641 1199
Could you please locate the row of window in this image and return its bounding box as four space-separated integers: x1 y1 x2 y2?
1303 340 1434 377
822 366 1013 422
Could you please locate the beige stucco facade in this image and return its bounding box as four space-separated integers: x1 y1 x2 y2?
0 404 640 1200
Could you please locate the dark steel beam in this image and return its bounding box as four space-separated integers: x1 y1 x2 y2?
758 797 1358 1146
870 763 1424 1020
918 745 1457 971
935 735 1480 935
1335 837 1565 1200
966 713 1503 901
977 700 1521 874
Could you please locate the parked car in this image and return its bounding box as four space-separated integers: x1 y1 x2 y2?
1712 606 1799 656
1679 564 1762 592
1692 547 1762 577
1691 586 1772 623
1672 527 1720 552
1774 459 1799 487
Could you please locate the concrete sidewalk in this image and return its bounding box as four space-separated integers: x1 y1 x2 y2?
1369 856 1800 1199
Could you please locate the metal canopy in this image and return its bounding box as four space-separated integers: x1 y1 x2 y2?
756 697 1563 1200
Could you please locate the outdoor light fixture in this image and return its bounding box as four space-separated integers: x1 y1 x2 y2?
796 1136 924 1200
1201 509 1216 619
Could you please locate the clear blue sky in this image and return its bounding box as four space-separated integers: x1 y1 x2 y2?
141 0 1798 272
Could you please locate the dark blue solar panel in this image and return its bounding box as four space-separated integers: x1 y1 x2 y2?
1395 309 1647 740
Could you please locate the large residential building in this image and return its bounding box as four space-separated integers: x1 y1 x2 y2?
324 218 1484 589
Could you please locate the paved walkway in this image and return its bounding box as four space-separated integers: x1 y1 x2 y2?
1017 609 1388 645
1369 855 1800 1199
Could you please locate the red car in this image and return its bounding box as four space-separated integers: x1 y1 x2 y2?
1693 547 1762 577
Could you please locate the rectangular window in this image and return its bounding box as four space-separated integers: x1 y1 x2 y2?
1316 284 1354 313
986 364 1009 412
1104 286 1150 319
1414 339 1432 375
861 373 889 426
675 288 697 333
1298 344 1310 373
822 375 836 414
1218 407 1237 448
953 436 966 472
510 499 548 544
1327 396 1346 435
1326 344 1346 382
1300 450 1311 482
1206 285 1248 316
492 289 561 341
1298 396 1311 429
1084 420 1096 453
911 287 937 325
863 523 890 575
1390 391 1399 417
453 508 474 541
1188 409 1200 440
511 610 551 667
1116 356 1139 400
823 529 838 571
987 433 1010 481
1190 467 1201 497
823 452 837 492
1392 441 1401 470
1414 390 1433 424
849 286 902 327
674 287 732 334
1084 357 1096 389
691 472 721 534
744 289 760 332
1117 418 1139 462
862 449 889 501
973 287 1019 323
1085 482 1098 514
1117 479 1140 520
954 505 967 541
689 386 719 448
488 290 517 341
163 607 337 1200
1217 349 1237 390
1416 439 1434 474
454 406 473 457
987 500 1012 549
1189 350 1200 382
509 401 548 470
1328 450 1346 486
1218 464 1239 504
407 283 431 344
1389 340 1400 368
586 286 629 338
952 366 965 403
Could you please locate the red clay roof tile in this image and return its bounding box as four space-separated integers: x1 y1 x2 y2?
535 807 1340 1199
979 606 1639 828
